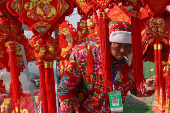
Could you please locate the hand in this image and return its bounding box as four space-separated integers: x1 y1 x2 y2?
145 76 156 91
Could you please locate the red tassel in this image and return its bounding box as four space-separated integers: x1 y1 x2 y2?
87 43 94 75
38 64 48 113
98 11 112 92
166 65 170 112
49 62 57 113
158 42 166 111
154 42 160 107
44 61 57 113
7 41 20 113
131 9 144 87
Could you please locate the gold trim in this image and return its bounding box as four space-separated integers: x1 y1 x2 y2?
167 65 169 71
98 12 102 18
158 44 162 50
87 44 90 49
131 11 141 18
44 62 50 68
49 62 53 68
154 44 158 50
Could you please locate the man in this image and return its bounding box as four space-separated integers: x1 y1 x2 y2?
57 21 156 113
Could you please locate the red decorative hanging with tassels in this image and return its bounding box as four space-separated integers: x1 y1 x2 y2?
122 0 144 87
98 10 112 92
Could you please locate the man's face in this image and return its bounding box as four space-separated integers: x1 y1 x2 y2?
110 42 131 60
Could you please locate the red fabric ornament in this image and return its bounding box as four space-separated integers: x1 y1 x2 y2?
56 21 78 58
77 16 99 44
28 35 63 65
142 0 169 15
7 0 70 36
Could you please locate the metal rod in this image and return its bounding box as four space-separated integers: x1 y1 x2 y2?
149 62 151 78
54 60 59 113
143 61 145 77
53 30 59 113
20 45 38 113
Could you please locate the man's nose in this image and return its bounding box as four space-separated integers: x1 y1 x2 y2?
120 47 125 53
